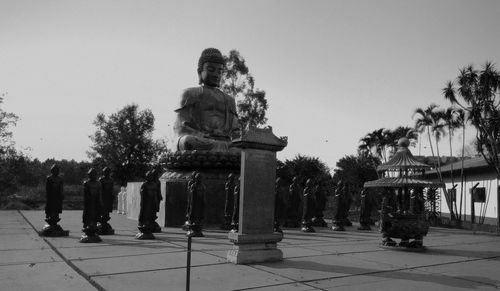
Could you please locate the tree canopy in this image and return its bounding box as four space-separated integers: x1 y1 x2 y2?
277 154 333 196
88 104 168 185
221 50 268 130
0 93 19 154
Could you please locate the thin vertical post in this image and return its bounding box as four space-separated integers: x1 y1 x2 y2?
186 235 192 291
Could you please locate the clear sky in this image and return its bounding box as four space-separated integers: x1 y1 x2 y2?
1 0 500 170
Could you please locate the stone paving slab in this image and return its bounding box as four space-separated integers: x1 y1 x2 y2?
417 259 500 287
0 248 61 266
73 250 226 276
93 263 295 291
252 253 398 282
59 242 183 260
1 210 499 291
0 261 95 291
309 269 499 291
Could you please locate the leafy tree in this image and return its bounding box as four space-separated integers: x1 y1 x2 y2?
277 154 333 194
332 154 380 207
0 93 19 154
88 104 168 185
221 50 268 130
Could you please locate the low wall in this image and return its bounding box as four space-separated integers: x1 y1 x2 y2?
126 182 143 221
125 181 166 227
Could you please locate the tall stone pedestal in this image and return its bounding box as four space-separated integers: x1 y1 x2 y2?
227 127 287 264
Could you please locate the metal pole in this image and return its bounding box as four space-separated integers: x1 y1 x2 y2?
186 235 192 291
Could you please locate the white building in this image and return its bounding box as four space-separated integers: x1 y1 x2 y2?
427 157 499 226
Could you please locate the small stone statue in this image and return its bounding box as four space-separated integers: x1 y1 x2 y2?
332 180 346 231
40 164 69 237
230 177 240 232
274 177 288 233
186 172 205 237
358 188 372 230
136 170 163 239
301 179 316 233
98 167 115 235
312 183 328 227
80 168 102 243
286 176 301 227
381 188 397 246
221 173 235 230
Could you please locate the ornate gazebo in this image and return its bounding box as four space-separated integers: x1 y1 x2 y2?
363 137 443 249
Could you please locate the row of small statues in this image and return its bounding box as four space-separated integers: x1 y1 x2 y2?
39 165 388 242
38 165 164 242
39 165 117 240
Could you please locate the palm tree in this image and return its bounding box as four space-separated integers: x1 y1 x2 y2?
414 104 456 220
413 104 439 168
438 107 464 221
358 128 389 162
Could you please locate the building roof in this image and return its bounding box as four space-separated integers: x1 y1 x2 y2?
426 156 496 176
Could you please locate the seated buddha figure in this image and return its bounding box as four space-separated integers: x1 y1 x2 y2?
173 48 240 152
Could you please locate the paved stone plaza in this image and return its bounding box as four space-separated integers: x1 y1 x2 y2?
1 210 500 291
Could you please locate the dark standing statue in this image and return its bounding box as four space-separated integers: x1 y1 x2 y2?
301 179 316 233
332 180 347 231
358 188 372 230
286 176 301 227
274 177 287 233
98 167 115 235
186 172 205 237
230 177 241 232
221 173 235 230
80 168 102 243
312 182 328 227
136 170 163 240
40 164 69 237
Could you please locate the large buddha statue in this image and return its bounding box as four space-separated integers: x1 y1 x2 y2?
173 48 240 152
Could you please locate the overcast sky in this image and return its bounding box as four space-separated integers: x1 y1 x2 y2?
1 0 500 169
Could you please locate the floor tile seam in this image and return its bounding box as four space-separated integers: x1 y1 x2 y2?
89 261 229 278
0 259 64 267
285 240 381 247
0 247 49 252
264 257 499 287
52 241 179 249
315 255 500 284
17 210 104 291
240 265 316 290
345 253 499 271
232 281 326 291
284 249 389 260
410 265 500 288
68 249 190 262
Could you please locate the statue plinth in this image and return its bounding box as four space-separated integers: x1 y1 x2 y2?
227 127 287 264
159 151 240 227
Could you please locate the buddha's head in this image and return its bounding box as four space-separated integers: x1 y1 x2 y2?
197 48 225 87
